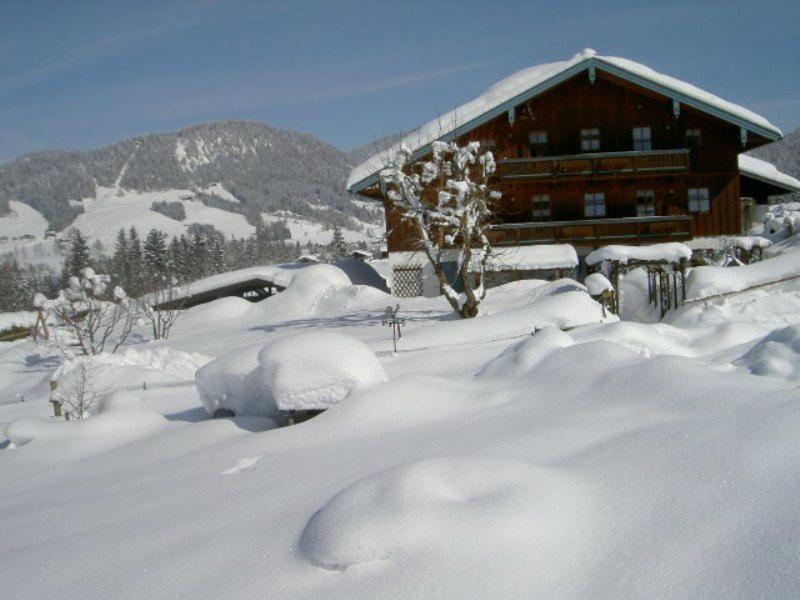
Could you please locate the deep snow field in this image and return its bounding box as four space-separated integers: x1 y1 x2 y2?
2 244 800 598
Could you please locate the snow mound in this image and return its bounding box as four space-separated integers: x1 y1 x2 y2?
258 332 387 411
478 327 574 378
584 272 613 296
301 457 585 571
735 324 800 383
5 391 165 455
196 343 278 418
49 347 212 404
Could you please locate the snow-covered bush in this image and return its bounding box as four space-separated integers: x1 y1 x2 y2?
258 331 387 411
32 267 135 357
134 276 186 340
52 359 99 420
196 331 387 418
379 141 500 318
735 324 800 383
196 343 278 418
763 202 800 239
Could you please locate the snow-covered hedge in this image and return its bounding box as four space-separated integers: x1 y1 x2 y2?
763 202 800 239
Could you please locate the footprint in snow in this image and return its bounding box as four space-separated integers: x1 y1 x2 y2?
221 455 262 475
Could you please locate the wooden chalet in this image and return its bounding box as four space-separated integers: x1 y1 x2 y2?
347 49 800 296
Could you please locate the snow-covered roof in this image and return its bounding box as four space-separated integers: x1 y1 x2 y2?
349 249 372 259
149 263 308 305
470 244 578 272
738 155 800 193
348 49 782 193
586 243 692 266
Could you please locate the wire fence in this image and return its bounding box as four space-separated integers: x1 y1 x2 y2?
374 322 583 357
684 272 800 305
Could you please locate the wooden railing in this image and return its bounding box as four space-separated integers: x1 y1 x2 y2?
488 215 693 246
498 149 690 180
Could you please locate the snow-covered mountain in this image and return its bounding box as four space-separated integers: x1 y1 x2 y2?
750 126 800 181
0 121 384 244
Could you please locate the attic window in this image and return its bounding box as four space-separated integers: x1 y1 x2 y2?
685 129 702 147
632 127 652 151
529 131 548 156
580 128 600 151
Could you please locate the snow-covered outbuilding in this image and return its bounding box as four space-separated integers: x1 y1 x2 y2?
347 48 799 297
472 244 578 287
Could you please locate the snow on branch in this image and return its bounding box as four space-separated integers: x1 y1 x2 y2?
379 140 500 318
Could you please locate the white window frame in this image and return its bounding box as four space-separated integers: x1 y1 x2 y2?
531 194 551 220
688 188 710 213
636 190 655 216
632 126 652 151
580 128 600 151
584 192 606 218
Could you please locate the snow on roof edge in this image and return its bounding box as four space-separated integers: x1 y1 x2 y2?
738 155 800 193
347 50 782 193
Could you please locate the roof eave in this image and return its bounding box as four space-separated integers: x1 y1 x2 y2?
740 170 800 194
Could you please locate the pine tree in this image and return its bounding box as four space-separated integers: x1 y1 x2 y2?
209 231 227 274
190 232 208 279
127 226 144 295
143 229 168 281
166 236 181 277
60 229 91 285
0 257 31 312
112 228 129 283
328 227 347 260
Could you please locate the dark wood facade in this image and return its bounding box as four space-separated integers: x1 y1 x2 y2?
372 68 774 254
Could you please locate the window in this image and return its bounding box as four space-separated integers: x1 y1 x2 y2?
636 190 655 216
478 138 496 151
529 130 548 156
685 128 702 147
584 192 606 217
632 126 652 151
688 188 710 213
580 128 600 151
531 194 551 220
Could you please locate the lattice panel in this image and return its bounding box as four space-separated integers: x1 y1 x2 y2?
392 266 423 297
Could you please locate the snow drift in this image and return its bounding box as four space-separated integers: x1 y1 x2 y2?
301 457 587 571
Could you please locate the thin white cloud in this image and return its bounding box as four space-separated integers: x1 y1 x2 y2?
0 0 328 92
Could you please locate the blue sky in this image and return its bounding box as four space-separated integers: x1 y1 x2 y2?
1 0 798 163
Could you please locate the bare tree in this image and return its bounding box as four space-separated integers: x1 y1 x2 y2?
32 268 135 357
55 360 99 420
135 276 187 341
379 141 500 318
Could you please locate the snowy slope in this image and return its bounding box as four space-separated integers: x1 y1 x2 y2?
0 200 48 239
70 185 255 246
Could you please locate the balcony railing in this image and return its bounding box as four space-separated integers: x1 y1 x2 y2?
498 149 690 180
488 215 692 246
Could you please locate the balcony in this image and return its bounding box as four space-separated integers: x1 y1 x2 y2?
498 149 690 180
488 215 693 246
